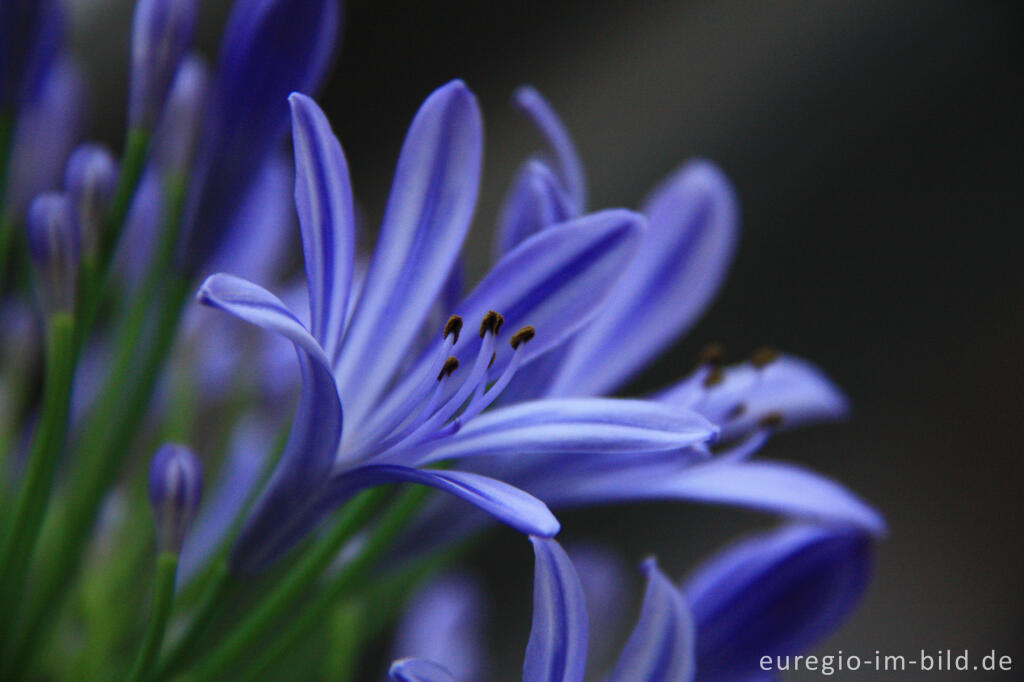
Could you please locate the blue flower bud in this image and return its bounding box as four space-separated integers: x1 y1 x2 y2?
151 54 208 176
178 0 341 274
26 192 78 312
148 443 203 553
64 144 118 258
128 0 197 130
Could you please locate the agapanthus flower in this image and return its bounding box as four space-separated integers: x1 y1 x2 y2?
390 525 875 681
199 83 721 571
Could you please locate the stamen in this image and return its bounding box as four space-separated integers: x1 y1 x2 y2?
510 326 535 349
437 356 460 381
479 310 504 337
487 351 496 369
443 314 463 343
702 367 725 388
758 412 784 429
724 403 747 421
750 346 780 368
715 428 772 463
697 343 726 367
460 331 534 423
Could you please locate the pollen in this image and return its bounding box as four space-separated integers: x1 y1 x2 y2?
510 326 535 349
437 356 460 381
758 412 784 429
697 343 726 367
443 314 463 343
479 310 504 337
703 367 725 388
750 346 780 368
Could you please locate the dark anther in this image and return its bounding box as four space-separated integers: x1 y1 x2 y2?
479 310 504 337
724 403 747 421
510 326 536 349
437 356 460 381
758 412 784 429
697 343 726 367
750 346 781 368
488 351 496 369
702 367 725 388
444 315 463 343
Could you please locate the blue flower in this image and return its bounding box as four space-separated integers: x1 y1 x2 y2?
397 89 884 555
199 83 720 571
389 526 875 681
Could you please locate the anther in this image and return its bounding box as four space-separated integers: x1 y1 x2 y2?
724 403 747 421
697 343 726 367
510 326 535 349
750 346 780 368
437 356 460 381
702 367 725 388
443 314 463 343
479 310 504 337
758 412 784 429
488 351 496 369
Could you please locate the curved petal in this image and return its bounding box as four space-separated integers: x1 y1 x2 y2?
389 658 459 682
550 460 886 536
514 86 586 213
341 466 560 539
289 92 355 360
335 80 483 420
392 572 488 681
685 525 875 680
610 558 695 682
451 210 644 383
495 159 574 259
524 537 588 682
549 160 739 397
414 398 717 466
179 0 339 272
197 274 344 572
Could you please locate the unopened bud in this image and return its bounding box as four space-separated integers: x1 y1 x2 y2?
152 55 208 174
64 144 118 257
148 443 203 553
26 192 78 312
129 0 197 130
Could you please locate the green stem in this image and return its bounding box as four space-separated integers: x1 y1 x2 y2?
126 552 179 682
2 279 188 678
75 127 151 345
183 487 398 682
0 313 75 640
206 487 431 682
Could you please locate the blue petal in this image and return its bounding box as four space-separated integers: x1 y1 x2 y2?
495 159 575 258
197 274 343 572
334 80 482 421
202 155 293 285
150 54 208 175
564 544 631 667
553 460 886 536
5 56 84 217
392 572 488 680
389 658 459 682
128 0 197 129
685 525 875 680
178 0 339 272
117 168 165 286
514 87 586 213
609 558 695 682
414 398 717 466
338 466 560 539
549 161 739 397
523 537 588 682
289 92 356 361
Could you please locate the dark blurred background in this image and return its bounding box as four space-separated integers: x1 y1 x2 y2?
74 0 1024 675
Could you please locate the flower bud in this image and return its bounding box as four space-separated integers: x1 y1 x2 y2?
64 144 118 258
148 443 203 553
151 55 208 176
128 0 197 130
26 192 78 312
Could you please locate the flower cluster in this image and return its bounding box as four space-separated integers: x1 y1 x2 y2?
0 1 883 680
